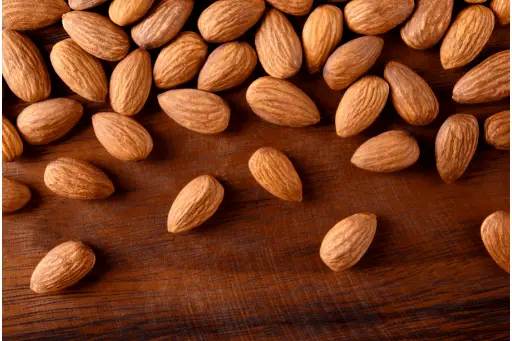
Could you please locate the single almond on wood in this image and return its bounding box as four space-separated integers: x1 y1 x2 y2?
345 0 414 35
320 213 377 271
266 0 313 16
481 210 510 273
109 0 155 26
69 0 109 10
485 111 510 150
3 0 69 31
491 0 510 25
3 177 31 213
2 116 23 162
30 241 95 294
167 175 224 233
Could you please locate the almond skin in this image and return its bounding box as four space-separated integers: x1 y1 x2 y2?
2 29 51 103
62 11 130 62
154 32 208 90
198 42 257 92
485 111 510 150
132 0 193 49
335 76 389 138
158 89 230 134
17 98 83 145
2 116 23 162
3 177 31 213
69 0 109 10
167 175 224 233
491 0 510 25
109 0 155 26
320 213 377 272
110 48 152 116
248 147 303 202
481 210 510 273
440 5 495 69
435 114 479 183
50 39 107 103
452 50 510 104
266 0 313 16
30 241 95 294
198 0 265 43
302 5 343 74
255 8 303 79
3 0 69 31
384 61 439 126
323 36 384 91
246 76 320 127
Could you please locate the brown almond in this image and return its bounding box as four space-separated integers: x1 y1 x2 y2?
485 111 510 150
266 0 313 16
3 177 31 213
491 0 510 25
109 0 155 26
3 0 69 31
481 210 510 273
69 0 108 10
345 0 414 35
2 116 23 162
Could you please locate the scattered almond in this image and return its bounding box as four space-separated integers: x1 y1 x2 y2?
481 210 510 273
491 0 510 25
2 116 23 162
69 0 108 10
3 0 69 31
3 177 31 213
485 111 510 150
109 0 155 26
266 0 313 16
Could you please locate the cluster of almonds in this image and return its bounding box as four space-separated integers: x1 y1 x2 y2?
2 0 510 294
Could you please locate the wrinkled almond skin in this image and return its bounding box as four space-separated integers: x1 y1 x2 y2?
69 0 108 10
452 50 510 104
109 0 155 26
335 76 389 138
266 0 313 16
198 0 265 43
320 213 377 272
92 112 153 161
246 76 320 127
198 42 257 92
440 5 495 69
158 89 230 134
481 211 510 273
302 5 343 74
491 0 510 25
30 241 96 294
485 111 510 150
435 114 479 183
2 30 51 103
50 39 107 103
2 116 23 162
3 177 31 213
3 0 69 31
323 36 384 91
384 61 439 126
17 98 83 145
154 32 208 90
167 175 224 233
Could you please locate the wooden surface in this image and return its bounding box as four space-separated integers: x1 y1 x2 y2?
3 1 510 340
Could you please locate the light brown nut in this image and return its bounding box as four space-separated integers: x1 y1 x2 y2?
3 0 69 31
266 0 313 16
481 210 510 273
69 0 108 10
485 111 510 150
3 177 31 213
491 0 510 25
2 116 23 162
109 0 155 26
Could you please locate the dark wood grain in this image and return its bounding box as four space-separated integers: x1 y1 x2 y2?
3 1 510 340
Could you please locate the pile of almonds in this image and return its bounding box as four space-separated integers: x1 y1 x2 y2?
1 0 510 294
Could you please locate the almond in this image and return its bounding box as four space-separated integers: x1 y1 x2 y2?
3 177 31 213
255 8 303 79
167 175 224 233
110 48 152 116
62 11 130 61
30 241 95 294
3 0 69 31
109 0 155 26
345 0 414 35
198 42 257 92
154 32 208 89
158 89 230 134
68 0 109 10
481 210 510 273
92 112 153 161
440 5 495 69
2 29 51 103
248 147 303 202
246 76 320 127
491 0 510 25
320 213 377 272
485 111 510 150
335 76 389 138
302 5 343 74
2 116 23 162
452 50 510 104
132 0 193 49
266 0 313 16
323 36 384 91
435 114 479 183
198 0 265 43
17 98 83 145
50 39 108 103
384 61 439 126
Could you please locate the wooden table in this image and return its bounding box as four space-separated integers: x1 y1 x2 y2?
3 1 510 340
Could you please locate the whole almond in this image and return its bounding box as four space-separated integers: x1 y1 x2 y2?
248 147 303 202
246 76 320 127
167 175 224 233
323 36 384 91
481 210 510 273
50 39 107 103
320 213 377 271
2 116 23 162
440 5 495 69
198 0 265 43
109 0 155 26
62 11 130 61
345 0 414 35
435 114 479 183
452 50 510 104
3 0 69 31
30 241 95 294
485 111 510 150
110 48 152 116
255 8 303 79
335 76 389 138
384 61 439 126
491 0 510 25
158 89 230 134
401 0 453 50
198 42 257 92
3 177 31 213
69 0 109 10
266 0 313 16
302 5 343 74
154 32 208 89
2 30 51 103
44 157 114 200
92 112 153 161
132 0 194 49
17 98 83 145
